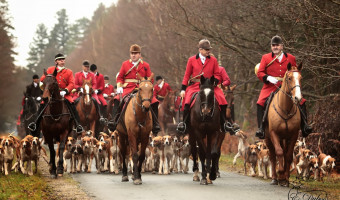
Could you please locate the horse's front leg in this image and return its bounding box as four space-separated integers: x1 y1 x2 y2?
48 142 57 178
57 139 66 176
136 136 148 184
210 132 220 181
197 139 207 185
266 137 278 185
283 135 298 186
190 135 200 181
120 136 129 182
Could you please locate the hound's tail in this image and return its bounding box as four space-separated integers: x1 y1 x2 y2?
318 136 323 154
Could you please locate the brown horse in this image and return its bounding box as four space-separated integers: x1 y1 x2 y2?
266 63 302 186
76 79 98 137
189 76 221 185
216 85 237 177
158 90 177 135
41 68 73 178
116 75 154 185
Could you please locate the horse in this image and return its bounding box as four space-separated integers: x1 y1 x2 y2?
189 75 221 185
158 90 177 135
22 95 40 137
41 68 73 178
215 85 237 177
116 75 154 185
75 79 98 137
266 63 302 186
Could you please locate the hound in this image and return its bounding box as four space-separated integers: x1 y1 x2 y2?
316 137 336 180
81 136 96 173
31 137 47 174
150 136 164 175
56 137 75 173
71 141 84 173
179 135 190 174
109 130 120 174
1 137 15 175
244 144 258 177
19 136 33 175
96 141 110 173
233 130 248 166
163 135 174 175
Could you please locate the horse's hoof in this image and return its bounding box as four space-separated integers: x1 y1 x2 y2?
133 179 142 185
58 174 63 177
207 179 213 184
209 173 217 181
122 176 129 182
193 176 200 182
200 179 208 185
184 171 188 174
270 179 278 185
216 171 221 178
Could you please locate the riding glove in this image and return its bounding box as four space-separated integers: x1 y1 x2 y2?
180 90 185 98
267 76 278 84
117 87 123 94
103 93 108 98
36 97 41 101
60 91 66 97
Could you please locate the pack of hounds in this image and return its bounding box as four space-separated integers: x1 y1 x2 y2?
0 130 335 181
233 130 336 181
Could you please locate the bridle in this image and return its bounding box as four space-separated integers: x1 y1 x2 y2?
133 79 153 127
274 70 301 103
199 87 216 120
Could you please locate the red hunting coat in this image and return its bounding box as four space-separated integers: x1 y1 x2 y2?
73 71 100 103
94 72 107 106
257 52 305 106
103 84 115 97
181 54 227 106
216 66 231 88
40 66 75 103
153 81 172 99
115 59 158 104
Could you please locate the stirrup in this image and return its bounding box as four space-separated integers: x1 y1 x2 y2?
28 122 37 132
99 117 107 125
76 125 84 134
255 129 265 139
176 122 186 134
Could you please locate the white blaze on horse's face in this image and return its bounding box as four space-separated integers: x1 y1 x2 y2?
293 72 302 102
84 84 90 105
204 88 212 98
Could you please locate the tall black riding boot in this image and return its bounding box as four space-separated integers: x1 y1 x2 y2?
151 102 161 136
299 103 313 137
176 104 190 134
255 104 265 139
65 100 84 133
108 99 120 131
231 104 235 122
28 102 46 135
92 97 106 125
102 105 108 120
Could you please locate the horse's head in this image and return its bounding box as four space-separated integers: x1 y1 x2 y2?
284 63 303 104
42 67 60 101
225 85 236 119
24 96 38 114
137 74 154 112
199 76 216 118
82 78 93 105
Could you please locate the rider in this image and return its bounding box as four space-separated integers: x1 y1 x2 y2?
255 35 312 139
153 75 172 101
73 61 106 124
176 39 238 135
90 64 108 122
26 74 43 100
107 44 161 136
102 75 115 100
28 53 84 134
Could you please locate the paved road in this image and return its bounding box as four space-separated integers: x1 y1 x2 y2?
71 162 292 200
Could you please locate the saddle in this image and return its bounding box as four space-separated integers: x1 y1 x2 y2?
112 92 136 132
262 88 280 126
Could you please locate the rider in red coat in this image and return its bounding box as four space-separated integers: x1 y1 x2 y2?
90 64 108 121
177 39 238 135
102 75 115 99
28 53 84 134
255 36 312 139
108 44 161 136
73 61 105 124
153 76 172 101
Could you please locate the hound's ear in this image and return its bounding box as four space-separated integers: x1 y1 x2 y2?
287 62 292 71
53 67 58 77
297 62 303 71
44 68 47 76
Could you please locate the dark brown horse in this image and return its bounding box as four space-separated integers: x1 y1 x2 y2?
41 68 73 178
76 79 98 137
266 63 302 186
158 90 177 135
215 85 237 177
116 75 154 185
189 76 221 185
22 96 40 137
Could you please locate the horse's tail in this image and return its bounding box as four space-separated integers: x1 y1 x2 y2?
318 136 323 154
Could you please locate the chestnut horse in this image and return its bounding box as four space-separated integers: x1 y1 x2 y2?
116 75 153 185
216 85 237 177
41 68 73 178
76 79 98 137
158 90 177 135
189 76 221 185
266 63 302 186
